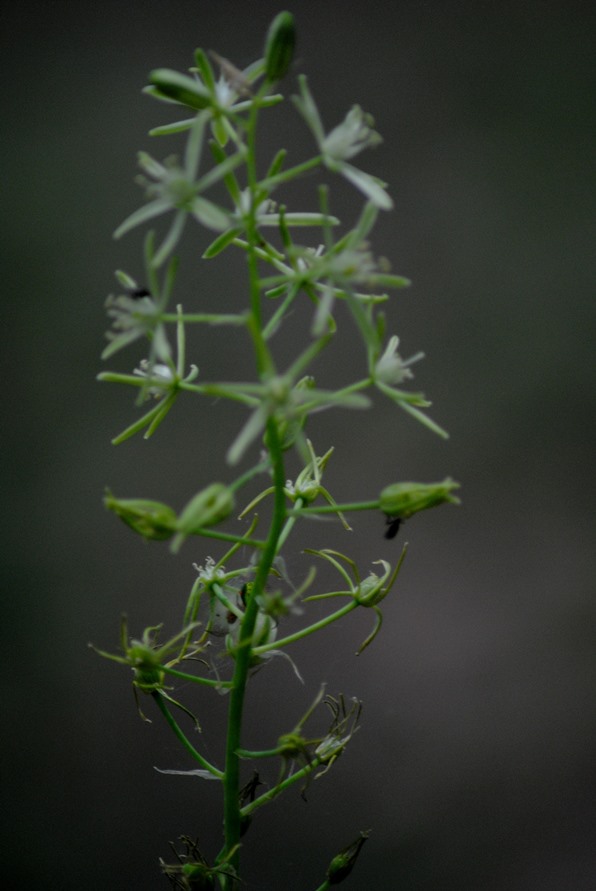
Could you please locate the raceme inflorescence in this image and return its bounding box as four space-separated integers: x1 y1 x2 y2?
93 13 459 889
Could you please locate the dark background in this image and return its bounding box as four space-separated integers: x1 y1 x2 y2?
2 1 595 888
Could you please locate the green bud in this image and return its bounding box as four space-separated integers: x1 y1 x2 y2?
171 483 235 552
104 493 177 541
263 376 314 451
326 831 370 884
278 731 308 759
264 12 295 81
149 69 211 109
379 477 460 518
356 561 391 607
133 663 165 694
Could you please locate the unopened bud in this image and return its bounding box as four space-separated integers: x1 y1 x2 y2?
149 69 211 109
326 831 370 884
264 12 296 81
104 493 177 541
380 478 460 518
357 562 391 607
171 483 234 552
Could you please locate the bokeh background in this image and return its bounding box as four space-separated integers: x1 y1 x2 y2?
2 1 594 888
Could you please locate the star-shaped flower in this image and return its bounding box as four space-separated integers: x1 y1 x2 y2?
114 113 245 267
293 75 393 209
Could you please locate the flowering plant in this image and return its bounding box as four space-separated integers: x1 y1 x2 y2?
94 12 459 888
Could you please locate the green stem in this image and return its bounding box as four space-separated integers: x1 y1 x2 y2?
221 95 283 872
220 95 286 881
184 527 266 549
261 282 300 340
276 496 304 553
160 665 232 689
177 381 260 405
231 237 286 267
260 154 323 190
286 331 333 380
244 86 269 362
228 456 271 493
240 754 325 817
160 312 247 324
299 377 370 412
253 600 358 654
152 691 224 778
236 746 284 759
288 499 379 516
221 394 287 881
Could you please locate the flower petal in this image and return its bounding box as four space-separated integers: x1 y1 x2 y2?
338 162 393 210
154 767 221 780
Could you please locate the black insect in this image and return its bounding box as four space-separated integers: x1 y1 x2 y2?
126 286 152 299
239 770 264 805
384 516 402 540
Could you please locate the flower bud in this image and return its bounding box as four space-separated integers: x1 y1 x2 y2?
149 69 211 109
104 493 177 541
326 831 370 884
133 663 165 694
356 561 391 607
171 483 235 553
379 477 460 518
264 12 295 81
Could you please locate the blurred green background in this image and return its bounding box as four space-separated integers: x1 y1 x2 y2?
2 1 594 888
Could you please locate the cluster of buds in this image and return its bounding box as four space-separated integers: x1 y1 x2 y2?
104 484 235 552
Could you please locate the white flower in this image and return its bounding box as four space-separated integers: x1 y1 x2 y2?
193 556 225 582
102 292 171 362
322 105 383 163
294 75 393 209
325 244 379 283
130 359 175 399
375 335 424 385
114 113 238 267
233 187 277 222
296 244 325 273
214 74 237 108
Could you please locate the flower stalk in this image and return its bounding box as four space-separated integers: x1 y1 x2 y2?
93 14 458 889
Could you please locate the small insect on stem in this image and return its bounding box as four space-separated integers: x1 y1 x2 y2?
384 516 402 540
126 287 152 299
